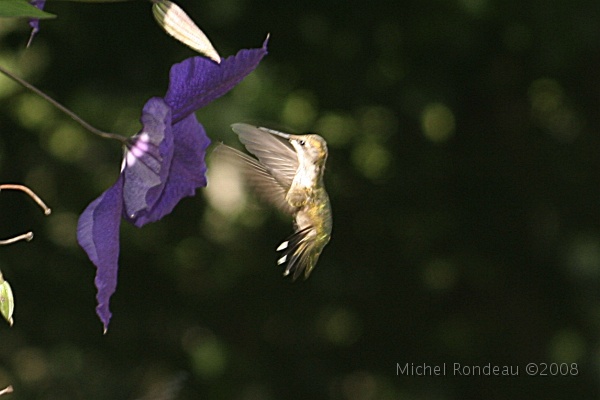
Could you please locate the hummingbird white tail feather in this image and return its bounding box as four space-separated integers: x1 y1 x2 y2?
276 227 315 280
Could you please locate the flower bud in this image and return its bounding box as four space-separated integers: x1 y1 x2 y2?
0 272 14 327
152 0 221 63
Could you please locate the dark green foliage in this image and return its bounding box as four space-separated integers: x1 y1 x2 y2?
0 0 598 399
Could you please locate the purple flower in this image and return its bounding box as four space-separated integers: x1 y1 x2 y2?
27 0 46 46
77 39 268 332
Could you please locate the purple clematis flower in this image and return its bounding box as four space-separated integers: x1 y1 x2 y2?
77 39 268 332
28 0 46 46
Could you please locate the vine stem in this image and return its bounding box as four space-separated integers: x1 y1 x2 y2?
0 64 128 144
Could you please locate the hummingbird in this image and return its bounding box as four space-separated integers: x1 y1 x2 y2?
214 123 332 280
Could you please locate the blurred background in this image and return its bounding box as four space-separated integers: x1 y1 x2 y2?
0 0 599 398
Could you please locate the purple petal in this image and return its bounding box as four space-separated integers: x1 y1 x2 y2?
27 0 46 46
164 37 268 123
29 0 46 11
77 176 124 332
122 98 174 222
127 112 209 227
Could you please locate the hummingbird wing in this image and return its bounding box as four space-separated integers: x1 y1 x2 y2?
212 144 298 215
231 123 298 188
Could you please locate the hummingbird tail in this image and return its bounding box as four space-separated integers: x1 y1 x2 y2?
276 227 314 280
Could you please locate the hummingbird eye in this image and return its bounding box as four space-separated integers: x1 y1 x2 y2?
298 140 306 146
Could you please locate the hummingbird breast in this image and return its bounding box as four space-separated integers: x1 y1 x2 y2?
294 187 332 242
286 156 322 207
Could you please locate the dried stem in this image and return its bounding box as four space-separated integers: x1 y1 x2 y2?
0 184 51 215
0 184 51 245
0 385 13 396
0 232 33 246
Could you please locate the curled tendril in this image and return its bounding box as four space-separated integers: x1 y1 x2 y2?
0 184 51 245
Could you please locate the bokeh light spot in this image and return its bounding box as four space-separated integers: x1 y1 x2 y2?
205 154 247 217
458 0 489 17
48 124 89 162
529 78 563 114
0 62 19 99
528 78 583 141
337 371 398 400
12 347 48 384
182 328 228 380
281 91 317 131
190 339 228 379
359 105 397 139
423 258 457 291
341 371 377 400
14 93 55 130
548 328 585 363
314 112 357 146
564 233 600 281
49 344 84 378
351 141 391 180
46 211 78 248
317 306 362 346
174 236 205 270
421 102 455 143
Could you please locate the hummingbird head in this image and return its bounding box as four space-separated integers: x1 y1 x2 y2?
289 134 329 167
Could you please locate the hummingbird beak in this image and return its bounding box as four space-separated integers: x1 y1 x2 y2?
260 127 291 140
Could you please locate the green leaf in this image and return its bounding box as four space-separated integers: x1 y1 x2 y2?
0 0 56 19
0 273 14 327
